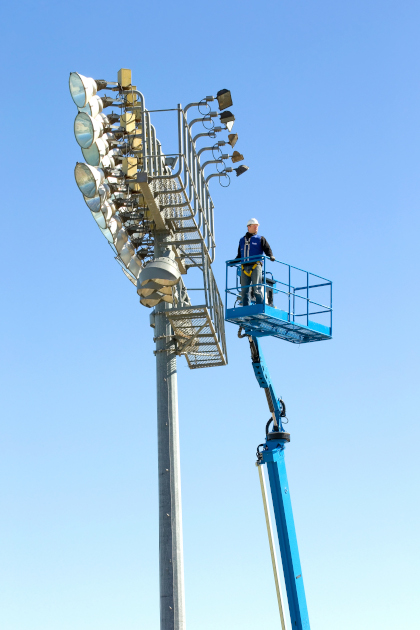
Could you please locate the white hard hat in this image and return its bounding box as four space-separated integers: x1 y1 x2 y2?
247 218 259 226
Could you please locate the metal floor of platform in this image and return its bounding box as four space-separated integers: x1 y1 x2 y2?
225 304 332 344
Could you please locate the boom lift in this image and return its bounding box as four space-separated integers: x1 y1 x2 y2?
225 256 332 630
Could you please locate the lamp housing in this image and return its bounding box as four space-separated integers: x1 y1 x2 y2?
231 151 244 164
219 111 235 131
78 95 104 119
74 112 103 148
228 133 238 148
216 89 233 111
234 165 249 177
69 72 97 108
83 183 111 212
74 163 105 198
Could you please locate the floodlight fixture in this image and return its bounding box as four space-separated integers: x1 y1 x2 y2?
101 200 117 222
78 95 104 118
119 240 135 265
69 73 98 108
216 89 233 111
99 151 119 170
83 183 111 212
69 72 108 108
231 151 244 164
228 133 238 148
91 209 107 230
108 215 123 236
99 112 120 126
219 111 235 131
114 227 129 253
74 163 104 198
82 137 109 166
234 165 249 177
128 254 143 278
74 112 103 148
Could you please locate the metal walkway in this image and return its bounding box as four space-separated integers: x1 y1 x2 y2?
167 305 227 368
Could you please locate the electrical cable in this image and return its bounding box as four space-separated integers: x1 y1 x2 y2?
198 99 210 116
219 173 230 188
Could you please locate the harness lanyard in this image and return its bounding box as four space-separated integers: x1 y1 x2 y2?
242 262 259 277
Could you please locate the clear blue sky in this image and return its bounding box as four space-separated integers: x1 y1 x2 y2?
1 1 419 629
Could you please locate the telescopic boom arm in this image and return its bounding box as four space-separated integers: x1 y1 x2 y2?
240 329 311 630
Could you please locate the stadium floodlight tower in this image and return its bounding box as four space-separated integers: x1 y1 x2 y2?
69 68 248 630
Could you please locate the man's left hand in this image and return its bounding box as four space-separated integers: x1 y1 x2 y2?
270 256 275 261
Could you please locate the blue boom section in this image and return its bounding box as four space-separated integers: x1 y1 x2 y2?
225 257 332 344
262 442 310 630
251 335 310 629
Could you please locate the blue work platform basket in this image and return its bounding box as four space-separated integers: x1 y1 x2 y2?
225 256 332 344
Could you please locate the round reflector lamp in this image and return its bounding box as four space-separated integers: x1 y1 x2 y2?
82 137 109 166
83 183 110 212
69 72 98 108
78 95 103 119
114 228 129 253
128 254 143 278
74 163 104 198
91 210 107 230
74 112 103 149
119 240 135 265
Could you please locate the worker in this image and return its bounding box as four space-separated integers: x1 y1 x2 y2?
236 218 275 306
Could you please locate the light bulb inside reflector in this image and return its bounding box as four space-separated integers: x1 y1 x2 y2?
74 112 103 149
75 163 104 198
69 72 98 108
78 95 103 118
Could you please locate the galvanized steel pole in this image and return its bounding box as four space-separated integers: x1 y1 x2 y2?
154 234 186 630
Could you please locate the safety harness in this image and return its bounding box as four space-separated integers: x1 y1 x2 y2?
240 234 263 276
241 262 259 276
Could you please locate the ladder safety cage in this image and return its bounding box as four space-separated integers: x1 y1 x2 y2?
225 256 332 343
128 91 228 367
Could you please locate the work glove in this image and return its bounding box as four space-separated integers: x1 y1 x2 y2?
270 256 275 261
